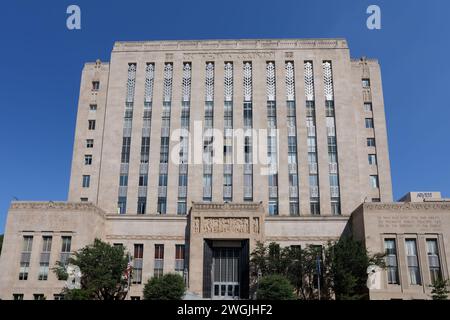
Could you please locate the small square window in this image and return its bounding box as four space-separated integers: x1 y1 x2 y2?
89 104 97 111
365 118 374 129
92 81 100 91
368 154 377 165
86 139 94 148
82 175 90 188
372 198 380 202
367 138 376 147
370 175 379 189
84 155 92 165
364 103 372 112
88 120 96 130
362 79 370 88
80 198 88 202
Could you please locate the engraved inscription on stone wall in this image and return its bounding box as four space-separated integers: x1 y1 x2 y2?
376 215 442 231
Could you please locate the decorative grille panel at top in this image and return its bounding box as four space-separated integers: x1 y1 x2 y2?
205 62 215 102
243 62 252 101
266 62 276 101
304 61 314 101
126 63 137 103
224 62 233 102
163 63 173 102
285 62 295 101
322 61 334 101
182 63 192 102
144 63 155 103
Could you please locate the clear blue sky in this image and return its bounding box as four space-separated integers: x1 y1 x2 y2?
0 0 449 233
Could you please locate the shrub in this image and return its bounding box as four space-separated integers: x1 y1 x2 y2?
143 273 186 300
256 274 295 300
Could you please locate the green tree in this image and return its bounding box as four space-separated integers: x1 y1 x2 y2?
143 273 186 300
53 238 130 300
431 278 449 300
256 274 295 300
0 234 3 255
324 236 385 300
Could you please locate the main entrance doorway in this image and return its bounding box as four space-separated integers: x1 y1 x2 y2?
212 247 240 299
203 240 249 299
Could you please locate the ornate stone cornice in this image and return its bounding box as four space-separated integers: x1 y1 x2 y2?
105 235 185 241
266 236 339 242
363 202 450 211
113 38 348 53
191 202 263 212
10 201 106 217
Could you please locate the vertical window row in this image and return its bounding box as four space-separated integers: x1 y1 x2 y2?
60 236 72 266
38 236 52 281
384 237 443 286
223 62 234 202
243 62 253 201
177 63 191 214
132 244 143 284
175 244 186 273
203 62 215 201
285 61 299 216
137 63 155 214
157 63 173 214
304 61 320 215
154 244 164 277
322 61 341 215
362 76 380 198
266 62 278 215
19 236 33 280
117 63 137 214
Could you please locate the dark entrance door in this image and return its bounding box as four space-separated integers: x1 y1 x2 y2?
203 240 249 299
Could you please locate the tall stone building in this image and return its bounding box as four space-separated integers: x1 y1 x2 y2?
0 39 449 300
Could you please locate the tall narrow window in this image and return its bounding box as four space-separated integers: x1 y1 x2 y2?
266 62 278 216
286 61 299 215
38 236 52 280
136 63 155 215
178 63 191 214
203 62 215 201
84 155 92 165
117 63 136 215
132 244 143 284
243 61 253 201
175 244 185 273
157 63 173 214
384 239 399 284
323 61 341 215
82 175 90 188
19 236 33 280
60 236 71 267
92 81 100 91
223 62 233 202
405 239 421 285
154 244 164 277
368 154 377 165
370 175 379 189
88 120 96 130
426 239 441 283
304 61 320 215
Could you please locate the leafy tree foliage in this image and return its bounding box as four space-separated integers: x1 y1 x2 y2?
256 274 295 300
53 238 130 300
143 273 186 300
251 237 384 300
431 278 449 300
